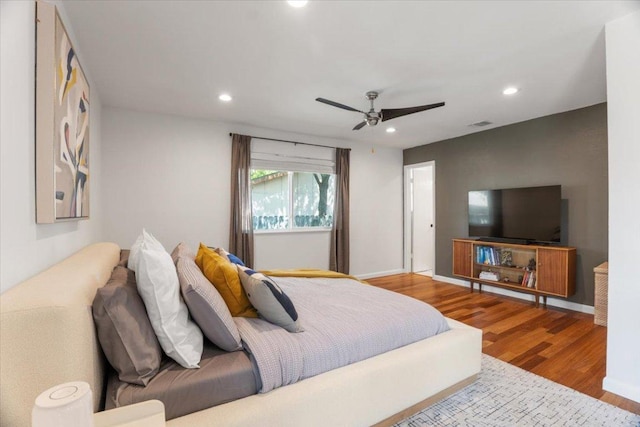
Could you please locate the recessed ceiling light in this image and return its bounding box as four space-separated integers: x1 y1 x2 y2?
218 94 232 102
386 127 396 133
503 87 519 95
287 1 308 7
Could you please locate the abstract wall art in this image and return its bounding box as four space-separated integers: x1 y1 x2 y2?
36 1 90 223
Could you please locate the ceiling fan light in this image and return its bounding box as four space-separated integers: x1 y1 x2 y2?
503 87 519 95
316 91 445 131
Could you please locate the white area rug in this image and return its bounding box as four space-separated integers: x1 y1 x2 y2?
396 355 640 427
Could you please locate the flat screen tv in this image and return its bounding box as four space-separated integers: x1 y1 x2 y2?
468 185 561 244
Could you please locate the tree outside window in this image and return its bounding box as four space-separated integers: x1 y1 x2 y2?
251 169 335 230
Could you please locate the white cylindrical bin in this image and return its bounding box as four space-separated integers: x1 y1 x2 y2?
32 381 94 427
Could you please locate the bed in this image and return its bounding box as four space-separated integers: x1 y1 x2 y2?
0 242 482 426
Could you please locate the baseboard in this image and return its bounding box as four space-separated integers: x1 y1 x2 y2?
433 275 469 287
603 376 640 403
433 275 595 314
357 269 406 280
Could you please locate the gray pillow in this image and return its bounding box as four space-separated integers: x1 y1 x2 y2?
92 266 162 386
171 242 195 264
118 249 130 267
237 266 303 333
176 256 243 351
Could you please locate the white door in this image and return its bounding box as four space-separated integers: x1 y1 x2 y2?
404 162 435 275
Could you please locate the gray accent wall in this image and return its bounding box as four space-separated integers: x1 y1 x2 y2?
404 103 608 306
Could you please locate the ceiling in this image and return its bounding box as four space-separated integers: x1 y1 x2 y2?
62 0 640 149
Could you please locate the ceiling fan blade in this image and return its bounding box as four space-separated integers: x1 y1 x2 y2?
352 121 367 131
380 102 445 122
316 98 364 113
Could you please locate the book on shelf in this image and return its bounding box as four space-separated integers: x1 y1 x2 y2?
479 271 500 281
520 270 536 288
476 246 505 266
500 249 513 266
527 271 536 288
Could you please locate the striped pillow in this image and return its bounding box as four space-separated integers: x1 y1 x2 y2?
176 256 243 351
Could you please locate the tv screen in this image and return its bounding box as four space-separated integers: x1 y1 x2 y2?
468 185 561 244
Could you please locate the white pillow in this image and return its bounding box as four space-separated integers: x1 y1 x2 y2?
128 228 163 271
134 235 203 368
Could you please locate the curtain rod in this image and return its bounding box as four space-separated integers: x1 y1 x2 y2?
229 133 351 151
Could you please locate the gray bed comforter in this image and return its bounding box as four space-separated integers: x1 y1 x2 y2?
234 276 450 393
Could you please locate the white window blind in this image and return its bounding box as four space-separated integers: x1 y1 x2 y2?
250 139 335 174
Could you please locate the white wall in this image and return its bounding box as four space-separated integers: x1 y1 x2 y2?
349 145 404 278
101 107 404 277
0 1 103 293
254 231 331 271
604 11 640 403
100 108 231 252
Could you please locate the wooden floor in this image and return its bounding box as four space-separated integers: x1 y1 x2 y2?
367 273 640 415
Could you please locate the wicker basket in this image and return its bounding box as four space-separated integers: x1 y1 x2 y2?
594 262 608 326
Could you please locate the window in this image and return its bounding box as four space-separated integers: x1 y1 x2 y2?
251 169 335 231
250 138 336 231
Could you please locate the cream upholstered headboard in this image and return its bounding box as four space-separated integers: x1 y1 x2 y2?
0 242 120 427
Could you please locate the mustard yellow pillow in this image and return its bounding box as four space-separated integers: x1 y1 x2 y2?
195 243 257 318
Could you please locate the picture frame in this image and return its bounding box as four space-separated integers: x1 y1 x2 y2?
36 1 90 223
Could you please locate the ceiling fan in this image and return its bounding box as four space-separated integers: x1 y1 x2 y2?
315 91 445 130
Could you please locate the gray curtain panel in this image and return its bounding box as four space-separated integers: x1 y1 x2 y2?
330 148 350 274
229 134 254 268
